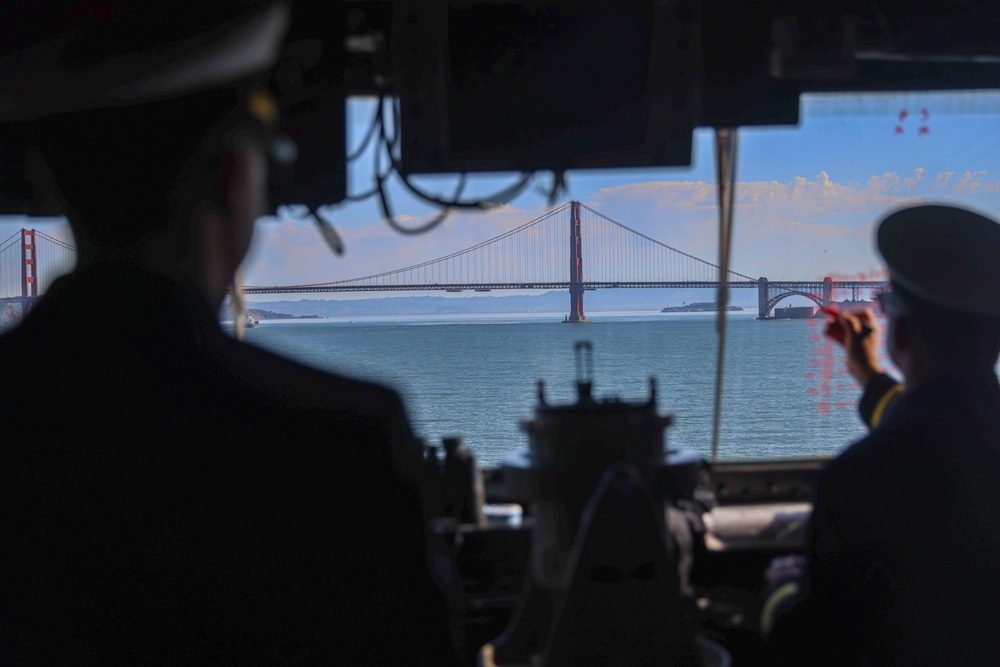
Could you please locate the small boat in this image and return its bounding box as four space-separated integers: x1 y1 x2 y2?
244 313 260 329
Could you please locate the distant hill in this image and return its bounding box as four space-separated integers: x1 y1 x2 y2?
246 307 321 321
244 288 760 317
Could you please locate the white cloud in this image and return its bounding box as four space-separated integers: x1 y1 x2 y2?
594 170 920 219
242 168 994 290
953 170 989 194
586 172 926 278
932 171 954 188
903 168 926 191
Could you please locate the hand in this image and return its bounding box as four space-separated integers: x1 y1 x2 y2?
820 307 883 387
764 554 806 589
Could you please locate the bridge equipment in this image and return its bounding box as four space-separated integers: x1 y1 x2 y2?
425 341 718 665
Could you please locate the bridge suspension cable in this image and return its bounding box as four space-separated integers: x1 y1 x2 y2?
0 231 23 299
294 203 574 289
254 202 755 292
577 203 755 284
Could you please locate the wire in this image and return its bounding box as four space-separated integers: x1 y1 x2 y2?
371 100 453 236
336 94 541 239
378 96 534 211
391 97 534 208
530 170 569 206
345 99 382 162
372 96 531 235
344 97 395 202
394 168 533 211
375 170 454 236
33 230 76 251
547 171 567 206
313 206 344 255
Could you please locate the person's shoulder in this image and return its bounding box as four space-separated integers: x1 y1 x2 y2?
219 334 405 413
825 430 887 477
209 338 421 468
816 425 905 506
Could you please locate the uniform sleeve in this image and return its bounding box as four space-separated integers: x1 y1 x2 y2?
763 462 875 665
858 373 903 430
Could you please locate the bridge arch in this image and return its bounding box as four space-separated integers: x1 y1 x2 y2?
765 290 823 318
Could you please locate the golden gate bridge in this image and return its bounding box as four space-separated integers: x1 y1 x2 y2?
1 202 886 323
0 228 76 326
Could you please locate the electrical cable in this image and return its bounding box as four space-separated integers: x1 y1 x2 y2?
376 179 454 235
371 97 457 235
371 97 452 235
345 98 382 162
530 170 569 206
379 96 534 211
313 206 344 255
344 96 395 202
315 93 542 245
547 171 567 206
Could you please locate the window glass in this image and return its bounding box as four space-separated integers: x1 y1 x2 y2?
6 91 998 463
241 91 1000 464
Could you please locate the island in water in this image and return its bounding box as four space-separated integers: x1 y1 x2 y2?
661 302 744 313
247 307 323 321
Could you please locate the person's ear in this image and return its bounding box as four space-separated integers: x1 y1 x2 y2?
196 205 235 307
889 314 915 354
193 140 267 307
886 315 916 372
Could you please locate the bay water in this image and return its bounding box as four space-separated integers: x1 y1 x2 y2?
241 310 881 467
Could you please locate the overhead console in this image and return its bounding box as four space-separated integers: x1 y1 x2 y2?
364 0 999 173
4 2 1000 215
390 0 702 174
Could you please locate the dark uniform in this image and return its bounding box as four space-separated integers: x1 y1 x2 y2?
0 3 459 663
0 266 460 665
762 204 1000 665
765 369 1000 665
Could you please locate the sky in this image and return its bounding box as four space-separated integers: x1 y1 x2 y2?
239 89 1000 302
4 89 1000 303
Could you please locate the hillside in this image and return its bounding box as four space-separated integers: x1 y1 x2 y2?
244 289 761 317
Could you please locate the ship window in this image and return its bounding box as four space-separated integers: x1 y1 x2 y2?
241 89 1000 464
4 89 998 463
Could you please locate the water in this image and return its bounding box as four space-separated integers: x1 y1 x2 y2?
240 310 876 467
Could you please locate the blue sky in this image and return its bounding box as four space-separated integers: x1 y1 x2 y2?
4 89 1000 302
235 89 1000 302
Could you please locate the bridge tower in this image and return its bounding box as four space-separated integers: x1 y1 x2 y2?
823 276 832 306
21 229 37 298
756 277 768 319
566 201 586 322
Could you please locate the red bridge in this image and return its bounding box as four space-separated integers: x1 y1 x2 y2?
0 229 76 328
1 204 887 324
